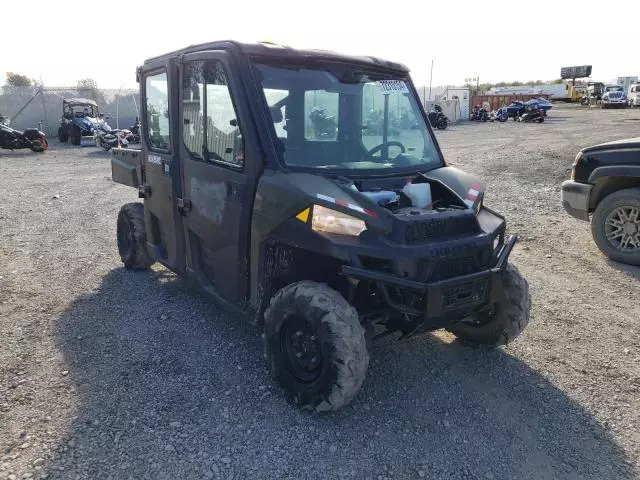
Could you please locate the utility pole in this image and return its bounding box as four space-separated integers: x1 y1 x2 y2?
39 75 49 135
428 59 434 102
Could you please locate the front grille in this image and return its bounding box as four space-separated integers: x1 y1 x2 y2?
419 249 491 282
442 278 488 309
405 216 477 243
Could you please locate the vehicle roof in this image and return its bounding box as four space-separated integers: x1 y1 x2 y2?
63 98 98 107
143 40 409 73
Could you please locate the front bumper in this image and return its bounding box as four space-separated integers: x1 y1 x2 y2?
560 180 592 221
341 235 517 329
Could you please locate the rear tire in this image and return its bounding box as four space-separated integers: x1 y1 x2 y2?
448 264 531 347
57 127 68 143
29 140 46 152
263 281 369 412
116 202 154 270
591 188 640 266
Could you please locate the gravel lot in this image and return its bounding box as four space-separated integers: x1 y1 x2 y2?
1 105 639 480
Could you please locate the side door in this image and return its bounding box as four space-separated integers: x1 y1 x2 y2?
140 64 185 273
178 51 258 307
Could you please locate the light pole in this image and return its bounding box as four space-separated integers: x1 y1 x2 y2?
116 83 124 129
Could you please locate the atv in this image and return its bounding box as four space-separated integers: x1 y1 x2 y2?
58 98 103 145
110 40 532 412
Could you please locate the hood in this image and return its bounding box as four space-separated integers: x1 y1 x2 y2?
275 167 485 221
73 116 102 130
582 137 640 153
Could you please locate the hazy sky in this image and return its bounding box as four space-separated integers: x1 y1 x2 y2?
3 0 636 89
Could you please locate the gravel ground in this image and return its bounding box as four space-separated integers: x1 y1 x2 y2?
1 104 639 480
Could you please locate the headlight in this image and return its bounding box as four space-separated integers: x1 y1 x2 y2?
311 205 366 236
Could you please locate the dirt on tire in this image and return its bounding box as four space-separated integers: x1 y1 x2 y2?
263 281 369 412
116 202 154 270
448 263 531 347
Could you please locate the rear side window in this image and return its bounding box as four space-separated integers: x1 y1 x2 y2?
182 60 244 169
304 90 338 141
145 71 171 151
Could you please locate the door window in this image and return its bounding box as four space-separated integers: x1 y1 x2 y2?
145 71 171 151
182 60 244 169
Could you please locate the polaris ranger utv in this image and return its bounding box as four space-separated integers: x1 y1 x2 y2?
111 40 531 412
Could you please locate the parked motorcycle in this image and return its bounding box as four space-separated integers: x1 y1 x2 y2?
490 107 509 122
427 104 448 130
129 117 141 143
93 116 132 150
309 106 337 139
470 104 489 121
0 123 48 152
517 106 545 123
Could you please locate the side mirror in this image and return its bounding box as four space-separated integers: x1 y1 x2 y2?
229 119 238 127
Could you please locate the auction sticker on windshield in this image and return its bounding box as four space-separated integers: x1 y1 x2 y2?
376 80 409 94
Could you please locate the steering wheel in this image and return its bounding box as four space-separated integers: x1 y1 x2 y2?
366 141 406 160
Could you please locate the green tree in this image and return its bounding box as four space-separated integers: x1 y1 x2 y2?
76 78 106 107
77 78 98 89
6 72 32 87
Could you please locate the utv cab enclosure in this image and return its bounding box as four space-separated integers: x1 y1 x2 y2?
111 40 531 412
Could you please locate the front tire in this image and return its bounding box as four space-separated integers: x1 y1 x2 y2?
70 126 81 146
263 281 369 412
591 188 640 266
448 264 531 347
58 127 68 142
29 139 46 152
116 202 154 270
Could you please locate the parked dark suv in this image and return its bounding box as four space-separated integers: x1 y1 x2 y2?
561 137 640 265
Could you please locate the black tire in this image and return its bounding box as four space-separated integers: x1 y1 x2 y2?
538 117 544 123
57 127 68 142
591 188 640 266
116 202 154 270
438 118 448 130
263 281 369 412
448 264 531 347
29 140 46 153
70 126 81 146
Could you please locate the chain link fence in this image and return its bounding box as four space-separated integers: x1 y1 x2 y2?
0 86 140 137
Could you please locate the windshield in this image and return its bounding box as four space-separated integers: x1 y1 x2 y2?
252 60 441 173
65 103 98 118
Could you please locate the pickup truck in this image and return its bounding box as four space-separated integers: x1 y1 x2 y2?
561 138 640 265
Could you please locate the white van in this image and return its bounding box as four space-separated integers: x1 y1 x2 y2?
628 84 640 107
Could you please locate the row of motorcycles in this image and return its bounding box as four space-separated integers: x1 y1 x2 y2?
0 114 141 154
470 100 549 124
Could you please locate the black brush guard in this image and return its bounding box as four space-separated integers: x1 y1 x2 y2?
341 235 518 331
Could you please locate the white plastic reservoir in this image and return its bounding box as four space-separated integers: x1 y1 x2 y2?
402 182 432 209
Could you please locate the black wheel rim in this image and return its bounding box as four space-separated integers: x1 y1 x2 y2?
280 315 323 383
